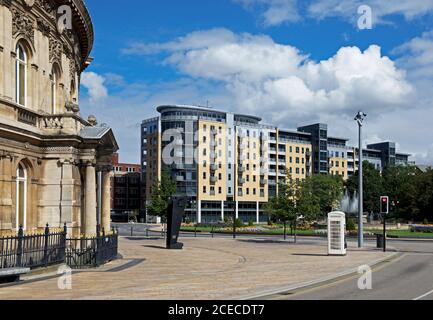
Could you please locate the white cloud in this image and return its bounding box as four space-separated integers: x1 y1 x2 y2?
234 0 300 26
308 0 433 23
124 29 413 126
81 72 109 102
110 28 433 165
394 30 433 80
233 0 433 26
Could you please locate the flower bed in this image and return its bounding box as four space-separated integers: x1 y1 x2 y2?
410 225 433 233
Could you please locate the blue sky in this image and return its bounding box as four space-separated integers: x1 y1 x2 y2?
80 0 433 164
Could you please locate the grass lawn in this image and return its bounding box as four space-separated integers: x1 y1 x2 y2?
181 226 433 238
386 230 433 238
180 226 319 236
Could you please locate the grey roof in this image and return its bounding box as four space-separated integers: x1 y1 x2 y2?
156 104 262 122
79 125 111 139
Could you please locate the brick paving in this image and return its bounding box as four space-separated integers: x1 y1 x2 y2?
0 237 394 300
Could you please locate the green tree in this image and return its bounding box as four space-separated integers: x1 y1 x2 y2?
305 174 344 218
346 161 384 214
415 168 433 222
297 178 321 223
146 169 177 220
264 174 298 241
382 165 422 221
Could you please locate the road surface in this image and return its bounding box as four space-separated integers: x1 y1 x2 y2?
259 240 433 300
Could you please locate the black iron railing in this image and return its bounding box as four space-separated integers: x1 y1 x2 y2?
0 225 118 270
0 224 67 269
66 228 118 269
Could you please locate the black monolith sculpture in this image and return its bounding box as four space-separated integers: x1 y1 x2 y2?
166 197 184 250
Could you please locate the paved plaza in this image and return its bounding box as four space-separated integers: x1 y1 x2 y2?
0 237 394 300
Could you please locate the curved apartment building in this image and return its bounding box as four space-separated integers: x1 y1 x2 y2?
141 105 411 223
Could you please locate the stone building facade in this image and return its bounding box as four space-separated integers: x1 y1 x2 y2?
0 0 118 236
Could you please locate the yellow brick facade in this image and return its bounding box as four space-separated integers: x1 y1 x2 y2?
197 120 227 202
284 142 312 183
329 157 348 180
235 134 268 202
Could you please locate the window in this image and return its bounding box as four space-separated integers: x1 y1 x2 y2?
203 172 207 180
16 44 27 106
16 164 27 230
203 186 207 193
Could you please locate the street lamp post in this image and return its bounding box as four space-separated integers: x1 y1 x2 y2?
355 111 367 248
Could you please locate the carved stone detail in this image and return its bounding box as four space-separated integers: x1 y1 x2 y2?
34 0 56 19
37 17 51 37
42 116 64 129
49 35 63 63
12 8 35 45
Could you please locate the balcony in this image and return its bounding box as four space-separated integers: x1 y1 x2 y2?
210 140 217 148
210 190 216 196
238 166 246 173
238 155 246 162
260 179 268 185
210 176 218 183
261 144 268 152
176 176 185 182
210 164 218 171
238 143 246 150
268 180 277 186
238 178 246 185
238 190 244 197
211 129 218 136
260 133 268 141
260 168 268 175
210 152 217 160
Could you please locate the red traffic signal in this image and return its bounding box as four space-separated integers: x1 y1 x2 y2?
380 196 389 214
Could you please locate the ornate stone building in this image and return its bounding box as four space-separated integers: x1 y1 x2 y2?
0 0 118 236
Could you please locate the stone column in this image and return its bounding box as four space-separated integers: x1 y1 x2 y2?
84 161 97 235
101 169 112 233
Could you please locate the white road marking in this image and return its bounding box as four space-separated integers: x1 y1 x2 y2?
414 289 433 301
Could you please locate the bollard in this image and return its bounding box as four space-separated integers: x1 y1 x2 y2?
131 226 133 237
211 226 214 238
194 226 197 238
146 228 149 237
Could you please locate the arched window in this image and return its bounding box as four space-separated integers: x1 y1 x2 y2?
16 44 27 106
16 164 27 231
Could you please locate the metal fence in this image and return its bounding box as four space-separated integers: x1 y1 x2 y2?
0 224 67 270
0 225 118 270
66 229 119 269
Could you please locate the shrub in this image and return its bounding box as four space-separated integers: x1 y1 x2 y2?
423 219 429 225
235 218 244 228
346 218 356 232
248 219 254 227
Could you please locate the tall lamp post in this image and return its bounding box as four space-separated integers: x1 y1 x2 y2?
354 111 367 248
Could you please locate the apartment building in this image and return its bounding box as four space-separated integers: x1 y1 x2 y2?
111 154 142 222
141 105 412 223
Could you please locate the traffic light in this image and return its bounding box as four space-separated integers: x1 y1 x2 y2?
380 196 389 214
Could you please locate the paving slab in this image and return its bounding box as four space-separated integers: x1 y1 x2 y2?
0 237 394 300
